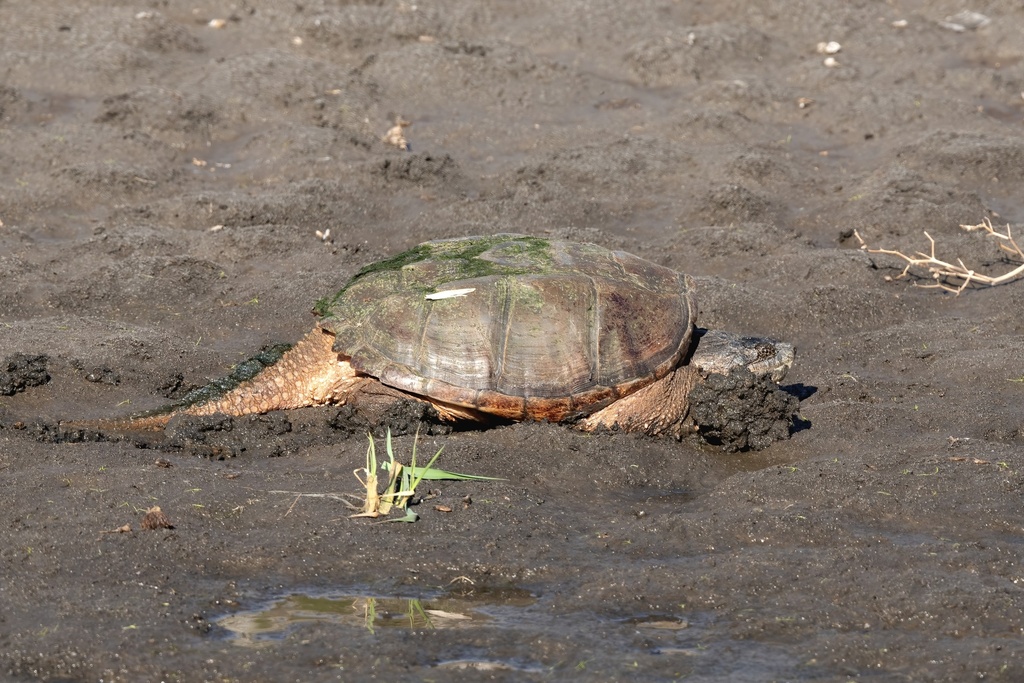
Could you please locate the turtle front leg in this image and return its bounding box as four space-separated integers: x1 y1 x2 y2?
579 365 702 438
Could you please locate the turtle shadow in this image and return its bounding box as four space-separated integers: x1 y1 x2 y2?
781 383 815 435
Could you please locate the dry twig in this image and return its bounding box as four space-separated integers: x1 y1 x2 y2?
855 218 1024 294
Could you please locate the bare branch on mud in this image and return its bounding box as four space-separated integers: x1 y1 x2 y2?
855 218 1024 294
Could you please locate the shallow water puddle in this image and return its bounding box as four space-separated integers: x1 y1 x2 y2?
216 588 537 646
213 587 799 676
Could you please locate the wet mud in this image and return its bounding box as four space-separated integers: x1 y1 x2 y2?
2 1 1024 680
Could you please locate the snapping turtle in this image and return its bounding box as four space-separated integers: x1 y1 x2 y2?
86 235 795 444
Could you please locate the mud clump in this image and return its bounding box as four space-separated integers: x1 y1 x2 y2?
688 368 798 452
0 354 50 396
329 397 455 437
164 413 292 459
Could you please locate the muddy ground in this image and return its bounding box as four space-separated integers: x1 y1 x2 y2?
2 0 1024 680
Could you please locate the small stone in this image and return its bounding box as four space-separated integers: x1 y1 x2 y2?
141 506 174 530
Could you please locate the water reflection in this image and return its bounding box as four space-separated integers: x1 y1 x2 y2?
217 589 536 646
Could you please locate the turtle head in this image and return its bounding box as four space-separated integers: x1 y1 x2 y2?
690 329 794 383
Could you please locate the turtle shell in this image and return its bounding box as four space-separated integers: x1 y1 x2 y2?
317 235 698 421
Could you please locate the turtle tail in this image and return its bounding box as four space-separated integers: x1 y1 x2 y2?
62 328 359 433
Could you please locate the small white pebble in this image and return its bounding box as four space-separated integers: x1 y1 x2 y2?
209 225 224 232
292 36 303 46
208 18 227 29
823 56 840 68
135 11 154 20
816 41 841 55
945 10 990 30
891 19 908 28
382 119 411 150
425 288 475 300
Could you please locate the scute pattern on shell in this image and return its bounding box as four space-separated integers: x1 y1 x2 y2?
319 235 697 421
